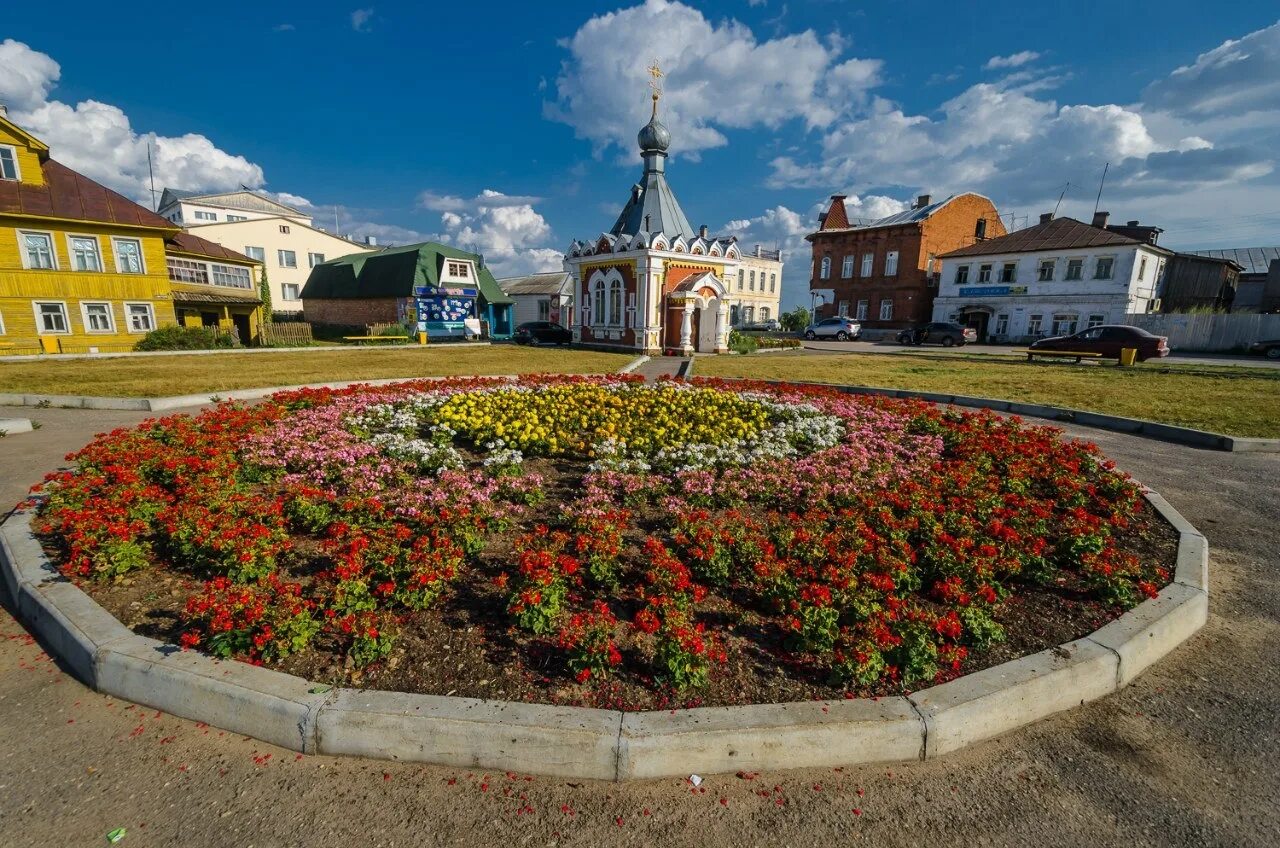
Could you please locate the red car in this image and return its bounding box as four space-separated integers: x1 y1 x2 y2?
1029 324 1170 361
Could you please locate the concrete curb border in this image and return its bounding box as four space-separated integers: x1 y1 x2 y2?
0 481 1208 780
716 379 1278 453
0 341 494 364
618 355 650 374
0 417 34 435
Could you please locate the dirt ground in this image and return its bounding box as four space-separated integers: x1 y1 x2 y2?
1 402 1277 848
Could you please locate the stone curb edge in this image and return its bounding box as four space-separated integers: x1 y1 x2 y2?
712 379 1278 453
617 355 650 374
0 341 494 364
0 417 34 436
0 488 1208 780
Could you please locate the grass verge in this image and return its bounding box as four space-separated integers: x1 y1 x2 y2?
698 353 1280 438
0 346 634 398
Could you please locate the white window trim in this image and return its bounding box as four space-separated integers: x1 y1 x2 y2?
1064 257 1086 280
0 143 21 181
123 302 157 334
79 301 117 334
860 253 873 278
110 237 147 274
1037 259 1056 281
841 256 854 278
281 283 302 301
1094 255 1116 280
885 251 899 277
32 300 72 335
64 233 105 273
0 308 5 335
17 229 59 270
278 249 298 268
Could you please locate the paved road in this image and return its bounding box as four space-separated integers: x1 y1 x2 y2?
797 339 1280 368
1 403 1277 848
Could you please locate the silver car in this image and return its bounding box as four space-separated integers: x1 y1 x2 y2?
803 316 862 341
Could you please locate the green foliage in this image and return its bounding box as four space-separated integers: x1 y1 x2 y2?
258 266 273 324
134 325 238 352
728 329 758 354
779 306 811 332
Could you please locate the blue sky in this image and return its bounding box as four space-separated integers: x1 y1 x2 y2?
2 0 1279 308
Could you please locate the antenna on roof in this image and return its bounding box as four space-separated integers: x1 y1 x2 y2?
1093 163 1109 216
146 141 158 212
1053 182 1070 217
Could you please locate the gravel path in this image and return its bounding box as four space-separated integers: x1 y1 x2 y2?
1 403 1276 848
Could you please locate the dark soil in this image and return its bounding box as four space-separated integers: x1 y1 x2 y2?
72 494 1180 711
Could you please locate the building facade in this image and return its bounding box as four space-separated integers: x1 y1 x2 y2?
158 189 376 314
0 113 179 354
165 232 264 344
496 272 575 327
1160 253 1242 312
932 213 1172 342
807 193 1005 332
301 241 514 339
564 85 781 355
729 247 784 326
1187 247 1280 313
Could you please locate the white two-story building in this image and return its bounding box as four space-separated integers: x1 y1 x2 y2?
933 212 1172 342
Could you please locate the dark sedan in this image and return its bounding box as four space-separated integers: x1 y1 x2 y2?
513 321 572 346
896 322 977 347
1030 324 1170 361
1248 339 1280 360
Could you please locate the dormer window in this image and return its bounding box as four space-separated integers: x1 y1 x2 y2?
0 145 18 181
447 261 470 278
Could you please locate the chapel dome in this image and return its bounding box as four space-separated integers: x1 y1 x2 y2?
638 114 671 153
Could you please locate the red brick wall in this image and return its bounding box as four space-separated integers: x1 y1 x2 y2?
809 194 1005 328
303 298 400 328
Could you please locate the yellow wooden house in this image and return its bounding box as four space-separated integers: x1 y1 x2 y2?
0 113 263 353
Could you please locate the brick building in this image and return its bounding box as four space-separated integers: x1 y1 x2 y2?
807 193 1005 332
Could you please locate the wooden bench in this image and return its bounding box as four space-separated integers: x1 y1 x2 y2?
1020 349 1105 364
342 335 408 345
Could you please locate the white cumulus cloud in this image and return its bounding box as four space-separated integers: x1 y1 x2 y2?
984 51 1040 70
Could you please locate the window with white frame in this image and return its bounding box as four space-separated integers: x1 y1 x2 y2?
1094 257 1114 279
879 299 893 321
749 270 756 291
211 264 252 289
81 302 114 332
885 251 899 276
954 265 970 285
226 215 247 222
35 301 70 333
745 305 756 323
0 145 20 181
308 252 326 268
1087 314 1106 328
1037 259 1056 281
1052 313 1078 335
770 273 776 293
278 249 297 268
538 300 550 321
281 283 301 301
994 314 1009 335
68 236 103 272
244 246 265 261
977 263 993 283
855 300 868 320
609 279 623 326
21 232 56 269
1065 258 1084 280
1027 314 1044 335
113 238 144 274
1137 256 1148 281
591 279 605 325
760 307 770 321
193 211 217 221
446 261 470 278
737 269 744 291
167 257 208 284
841 255 854 278
125 303 156 332
819 256 831 279
999 261 1016 283
861 253 873 277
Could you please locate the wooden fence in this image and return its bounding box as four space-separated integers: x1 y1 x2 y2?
1125 313 1280 351
260 322 315 347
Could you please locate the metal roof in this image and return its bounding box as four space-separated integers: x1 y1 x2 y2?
301 241 513 305
496 272 571 296
609 165 694 241
815 193 996 235
1187 247 1280 276
0 158 175 231
940 216 1149 258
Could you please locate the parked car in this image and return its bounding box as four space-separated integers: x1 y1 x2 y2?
739 319 782 332
1248 338 1280 360
803 317 862 341
896 322 976 347
1029 324 1170 361
512 321 572 346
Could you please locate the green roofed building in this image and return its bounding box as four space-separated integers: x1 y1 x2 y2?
299 241 514 339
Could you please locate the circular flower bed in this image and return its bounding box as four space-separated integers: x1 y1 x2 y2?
31 375 1175 709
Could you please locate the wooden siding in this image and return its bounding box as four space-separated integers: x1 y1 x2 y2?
0 124 46 187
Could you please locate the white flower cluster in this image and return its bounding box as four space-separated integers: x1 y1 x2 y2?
369 432 464 474
588 438 654 474
481 439 525 473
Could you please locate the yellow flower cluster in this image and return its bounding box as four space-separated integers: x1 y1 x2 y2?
434 384 770 457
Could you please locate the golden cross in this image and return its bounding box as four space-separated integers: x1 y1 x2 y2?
647 60 664 94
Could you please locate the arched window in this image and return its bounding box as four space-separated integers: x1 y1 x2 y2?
591 278 605 326
609 278 623 326
820 256 831 279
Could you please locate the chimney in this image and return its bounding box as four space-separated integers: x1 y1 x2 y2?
365 235 378 246
699 224 708 239
1092 211 1110 228
1040 212 1054 224
755 244 762 257
1127 220 1139 226
916 194 932 208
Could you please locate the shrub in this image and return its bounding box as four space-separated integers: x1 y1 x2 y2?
728 329 758 354
134 325 238 351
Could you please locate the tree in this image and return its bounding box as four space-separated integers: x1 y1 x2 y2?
780 306 811 332
258 265 274 323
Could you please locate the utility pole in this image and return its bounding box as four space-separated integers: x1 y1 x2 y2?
146 141 158 211
1093 162 1110 216
1053 182 1070 217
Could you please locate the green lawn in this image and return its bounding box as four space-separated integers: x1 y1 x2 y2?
0 346 635 398
697 352 1280 438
